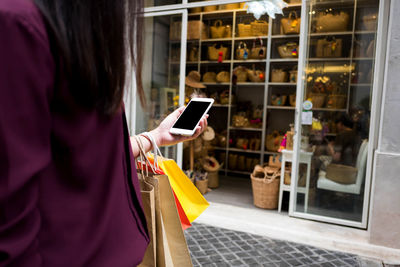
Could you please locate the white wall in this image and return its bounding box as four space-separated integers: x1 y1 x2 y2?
369 0 400 250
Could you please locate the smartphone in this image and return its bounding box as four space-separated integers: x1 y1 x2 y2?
169 98 214 136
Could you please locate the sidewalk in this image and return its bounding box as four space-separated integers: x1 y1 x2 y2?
185 223 385 267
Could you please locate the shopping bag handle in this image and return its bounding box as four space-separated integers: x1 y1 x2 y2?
134 135 156 177
141 132 164 170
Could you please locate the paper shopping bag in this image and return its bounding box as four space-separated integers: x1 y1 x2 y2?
138 174 193 267
159 159 210 223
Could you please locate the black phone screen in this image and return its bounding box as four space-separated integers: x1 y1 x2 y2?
172 101 211 130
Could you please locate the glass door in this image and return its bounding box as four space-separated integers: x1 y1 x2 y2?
132 10 188 164
290 0 382 228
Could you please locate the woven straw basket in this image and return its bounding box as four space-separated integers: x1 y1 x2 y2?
195 179 208 195
237 23 252 37
250 165 280 209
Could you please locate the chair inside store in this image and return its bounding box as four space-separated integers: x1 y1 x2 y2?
317 140 368 195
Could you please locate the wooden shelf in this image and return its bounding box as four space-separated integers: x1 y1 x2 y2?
213 147 227 150
202 38 233 42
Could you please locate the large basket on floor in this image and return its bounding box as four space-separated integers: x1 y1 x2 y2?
207 171 219 188
250 166 280 209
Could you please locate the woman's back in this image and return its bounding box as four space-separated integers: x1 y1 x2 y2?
0 1 149 266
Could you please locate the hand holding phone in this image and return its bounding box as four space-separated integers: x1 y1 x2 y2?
169 98 214 136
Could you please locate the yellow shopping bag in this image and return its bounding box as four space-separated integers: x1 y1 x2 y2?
143 132 209 223
159 158 209 223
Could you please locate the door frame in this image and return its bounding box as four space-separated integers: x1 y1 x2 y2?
289 0 391 229
130 9 188 167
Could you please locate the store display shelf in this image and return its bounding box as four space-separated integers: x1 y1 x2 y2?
228 148 261 154
269 82 297 86
232 59 266 63
229 127 263 132
351 83 371 87
355 30 376 35
203 82 230 86
270 58 298 62
271 34 300 39
200 60 231 64
235 82 265 86
213 146 227 151
308 57 351 62
312 108 347 112
309 31 353 37
267 106 295 110
202 37 233 42
234 36 268 41
188 9 244 16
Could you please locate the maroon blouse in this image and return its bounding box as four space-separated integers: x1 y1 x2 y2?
0 0 149 266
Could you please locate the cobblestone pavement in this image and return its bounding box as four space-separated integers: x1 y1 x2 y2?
185 223 373 267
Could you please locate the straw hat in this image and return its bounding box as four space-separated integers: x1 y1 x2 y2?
185 71 205 88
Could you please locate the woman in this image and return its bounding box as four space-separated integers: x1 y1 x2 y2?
0 0 207 266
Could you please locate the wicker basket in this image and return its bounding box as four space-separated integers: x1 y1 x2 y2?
250 38 266 59
327 94 346 109
271 95 287 106
208 44 228 61
233 66 248 82
278 43 299 58
237 23 252 37
289 94 296 107
220 3 240 10
247 67 265 83
280 11 300 34
251 20 268 36
207 171 219 188
187 21 208 40
326 164 358 184
236 42 249 60
250 166 280 209
271 69 287 83
210 20 231 39
266 131 283 152
203 72 217 83
216 71 230 83
315 11 349 33
189 7 202 13
309 93 326 108
195 179 208 195
289 70 297 83
203 5 217 12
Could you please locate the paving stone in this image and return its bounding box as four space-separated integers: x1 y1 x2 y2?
185 223 369 267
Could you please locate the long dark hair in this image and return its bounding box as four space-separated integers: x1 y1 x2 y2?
33 0 146 115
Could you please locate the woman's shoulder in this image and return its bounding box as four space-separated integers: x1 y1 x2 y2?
0 0 49 47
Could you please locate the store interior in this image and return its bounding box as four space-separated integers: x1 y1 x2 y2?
140 0 379 227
